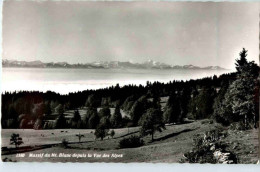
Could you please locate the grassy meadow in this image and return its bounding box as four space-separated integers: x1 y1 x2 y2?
1 120 258 163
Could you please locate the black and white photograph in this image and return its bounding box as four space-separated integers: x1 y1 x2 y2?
1 1 259 163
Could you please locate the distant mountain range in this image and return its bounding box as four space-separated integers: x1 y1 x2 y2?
2 59 226 70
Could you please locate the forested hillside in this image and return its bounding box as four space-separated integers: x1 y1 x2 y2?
2 49 259 133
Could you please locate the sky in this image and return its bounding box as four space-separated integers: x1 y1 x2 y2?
2 1 259 69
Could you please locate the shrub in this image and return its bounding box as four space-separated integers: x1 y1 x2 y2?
209 120 214 124
61 138 69 148
119 135 144 148
201 120 209 124
181 129 237 164
110 130 115 138
183 147 217 163
229 121 247 130
203 128 227 143
94 125 109 140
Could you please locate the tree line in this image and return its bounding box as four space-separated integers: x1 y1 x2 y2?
1 49 259 135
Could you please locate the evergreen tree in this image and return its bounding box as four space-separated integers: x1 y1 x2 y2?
139 108 165 141
85 94 99 108
195 87 215 119
216 48 259 128
94 124 109 140
188 88 199 119
111 105 122 128
99 106 111 118
55 114 67 129
44 101 52 116
163 93 182 123
6 105 19 128
235 48 248 74
55 104 64 115
129 96 148 125
99 116 111 129
152 94 161 110
225 67 258 128
180 87 192 120
87 108 100 129
71 109 81 128
101 97 111 107
213 82 232 125
122 95 136 112
110 130 115 138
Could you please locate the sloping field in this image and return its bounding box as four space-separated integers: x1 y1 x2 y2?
1 120 258 163
1 127 139 148
223 128 259 164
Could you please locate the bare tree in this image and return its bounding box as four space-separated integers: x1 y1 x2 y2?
75 133 84 143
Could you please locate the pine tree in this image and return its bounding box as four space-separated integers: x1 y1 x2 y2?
216 48 259 129
139 108 165 141
195 87 215 119
163 93 181 123
55 104 64 115
110 130 115 138
99 106 111 118
71 109 81 128
55 114 67 129
235 48 248 74
213 82 232 125
226 67 257 128
111 105 122 128
129 96 148 125
180 87 192 120
94 125 109 140
87 108 99 129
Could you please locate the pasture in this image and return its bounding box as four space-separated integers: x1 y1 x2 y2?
2 120 258 163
